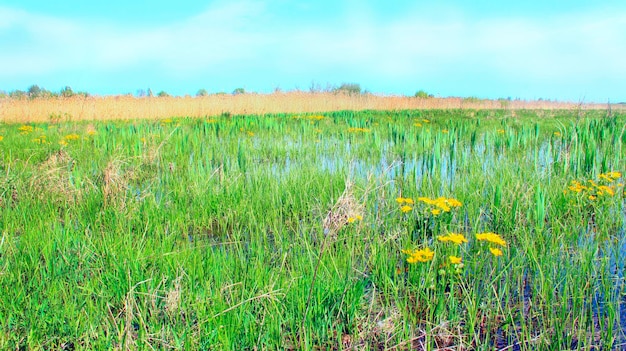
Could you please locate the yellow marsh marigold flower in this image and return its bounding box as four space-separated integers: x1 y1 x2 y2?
437 233 468 245
446 198 462 208
347 215 362 223
599 172 622 182
597 185 614 196
59 140 68 146
476 232 507 247
64 134 80 141
400 205 413 213
489 247 503 257
449 256 462 264
402 247 435 264
0 136 3 141
396 197 414 205
18 125 34 133
568 180 587 193
431 209 441 216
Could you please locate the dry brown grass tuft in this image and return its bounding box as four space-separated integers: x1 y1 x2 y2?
0 92 615 123
322 179 364 238
32 150 81 204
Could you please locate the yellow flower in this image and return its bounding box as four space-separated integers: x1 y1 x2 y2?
58 140 68 146
446 198 463 208
588 195 596 200
497 129 505 134
402 247 435 264
553 131 561 136
489 247 503 257
400 205 413 213
347 127 370 133
449 256 462 264
476 232 507 247
596 185 614 196
246 131 255 137
431 209 441 216
396 197 414 205
161 118 173 124
414 122 423 127
18 125 34 133
64 134 80 141
0 136 3 141
347 217 356 223
356 215 363 221
437 233 468 245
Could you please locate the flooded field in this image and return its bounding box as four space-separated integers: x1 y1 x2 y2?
0 109 624 349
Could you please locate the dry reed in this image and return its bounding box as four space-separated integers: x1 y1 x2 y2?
0 92 615 123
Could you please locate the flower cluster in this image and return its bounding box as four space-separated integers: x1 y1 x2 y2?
401 247 435 263
347 127 370 133
18 125 34 134
437 233 468 245
417 196 462 215
475 232 507 257
565 172 622 200
402 231 507 265
347 215 363 224
396 197 414 213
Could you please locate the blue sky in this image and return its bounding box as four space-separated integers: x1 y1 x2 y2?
1 1 625 102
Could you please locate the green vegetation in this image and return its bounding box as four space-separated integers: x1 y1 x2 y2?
0 109 624 350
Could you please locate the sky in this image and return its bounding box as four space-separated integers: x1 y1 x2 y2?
1 0 625 102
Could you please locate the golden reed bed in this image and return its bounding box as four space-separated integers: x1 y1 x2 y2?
0 92 615 123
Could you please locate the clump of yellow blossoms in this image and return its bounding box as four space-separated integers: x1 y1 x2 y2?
396 197 414 213
64 134 80 141
402 247 435 263
489 247 503 257
347 127 370 133
347 215 363 223
417 196 462 214
18 125 34 134
437 233 468 245
448 256 462 264
475 232 507 247
565 171 622 199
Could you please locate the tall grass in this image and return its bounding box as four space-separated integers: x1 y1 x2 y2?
0 109 624 350
0 92 615 123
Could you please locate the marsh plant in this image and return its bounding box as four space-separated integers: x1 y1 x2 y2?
0 109 624 350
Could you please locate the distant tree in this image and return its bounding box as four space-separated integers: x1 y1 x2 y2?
136 89 146 97
232 87 245 95
333 83 361 95
157 90 170 97
147 88 153 97
9 90 27 99
27 84 42 98
196 88 209 97
60 86 74 97
414 90 433 98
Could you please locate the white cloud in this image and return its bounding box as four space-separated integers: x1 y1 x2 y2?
1 2 625 98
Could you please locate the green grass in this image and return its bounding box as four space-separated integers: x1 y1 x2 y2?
0 109 624 350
